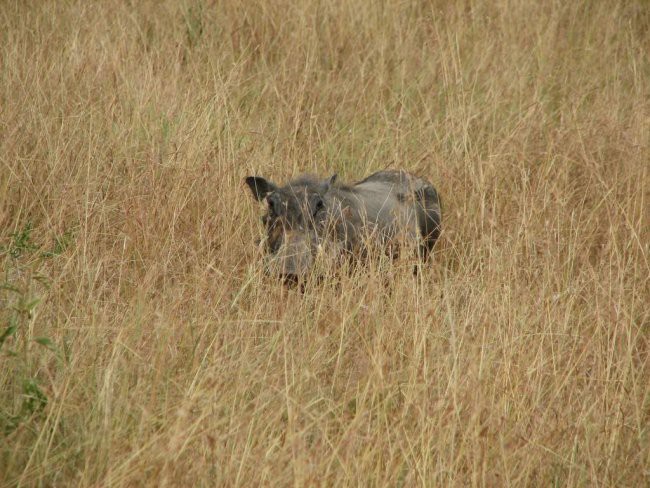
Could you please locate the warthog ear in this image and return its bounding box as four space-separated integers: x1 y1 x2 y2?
322 174 338 193
245 176 277 201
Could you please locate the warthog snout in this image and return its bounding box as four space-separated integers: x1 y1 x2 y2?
265 231 313 281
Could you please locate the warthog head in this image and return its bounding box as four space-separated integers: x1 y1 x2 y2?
245 174 340 284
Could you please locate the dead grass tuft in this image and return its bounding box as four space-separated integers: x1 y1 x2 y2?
1 0 648 486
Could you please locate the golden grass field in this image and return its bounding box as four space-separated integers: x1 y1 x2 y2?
1 0 649 486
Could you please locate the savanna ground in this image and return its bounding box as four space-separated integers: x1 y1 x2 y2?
1 0 649 486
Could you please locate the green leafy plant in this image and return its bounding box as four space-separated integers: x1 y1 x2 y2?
1 223 62 435
7 221 37 259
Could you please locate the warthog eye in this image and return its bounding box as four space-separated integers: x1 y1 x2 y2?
266 193 283 216
312 197 325 217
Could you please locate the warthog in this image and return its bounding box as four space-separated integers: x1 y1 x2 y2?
245 170 441 284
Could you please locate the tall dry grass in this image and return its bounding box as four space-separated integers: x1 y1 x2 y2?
1 0 648 485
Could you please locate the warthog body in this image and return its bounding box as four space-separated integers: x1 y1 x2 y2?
245 170 441 282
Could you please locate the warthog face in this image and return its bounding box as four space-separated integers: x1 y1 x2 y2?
245 174 339 283
245 170 442 285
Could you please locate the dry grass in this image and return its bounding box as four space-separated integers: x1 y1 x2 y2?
1 0 649 486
